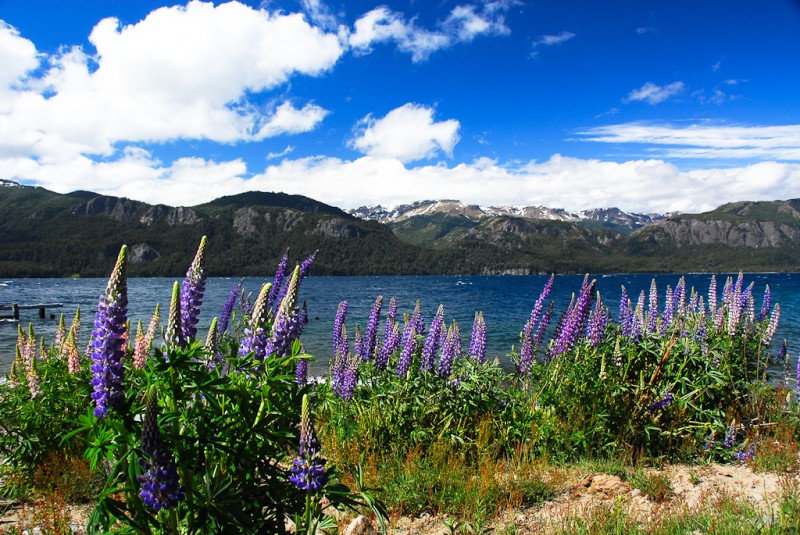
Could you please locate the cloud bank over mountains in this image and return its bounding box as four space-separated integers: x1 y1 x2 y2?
0 1 799 214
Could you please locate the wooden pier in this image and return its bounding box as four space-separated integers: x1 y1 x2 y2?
0 303 63 321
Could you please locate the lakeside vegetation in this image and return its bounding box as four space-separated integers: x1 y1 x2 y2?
0 238 799 533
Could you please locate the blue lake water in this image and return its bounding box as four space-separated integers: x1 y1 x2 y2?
2 273 799 377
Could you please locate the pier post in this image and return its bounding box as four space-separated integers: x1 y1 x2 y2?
39 307 45 319
13 304 19 320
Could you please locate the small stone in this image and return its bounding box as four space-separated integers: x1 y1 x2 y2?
631 488 641 497
343 515 377 535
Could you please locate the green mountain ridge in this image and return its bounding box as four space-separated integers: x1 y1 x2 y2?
1 184 799 276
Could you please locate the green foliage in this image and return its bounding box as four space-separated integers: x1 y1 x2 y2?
0 243 381 533
0 352 94 498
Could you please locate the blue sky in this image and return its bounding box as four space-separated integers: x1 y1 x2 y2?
1 0 799 213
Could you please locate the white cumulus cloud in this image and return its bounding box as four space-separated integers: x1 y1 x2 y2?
351 104 460 163
0 1 343 161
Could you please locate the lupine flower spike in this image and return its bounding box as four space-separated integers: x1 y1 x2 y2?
138 394 185 511
205 317 221 367
89 245 128 418
272 266 303 358
360 296 383 361
421 304 445 372
268 249 289 308
54 313 66 352
437 321 461 378
290 394 328 492
468 311 487 363
64 325 81 374
219 279 242 335
132 320 147 370
164 281 184 350
239 283 273 362
180 235 207 341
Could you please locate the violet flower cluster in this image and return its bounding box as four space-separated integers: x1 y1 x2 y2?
89 245 128 418
138 395 185 512
239 283 273 362
290 394 328 492
468 311 487 363
218 278 243 334
437 321 461 378
360 296 383 361
180 236 207 341
550 277 595 359
647 389 674 412
421 304 445 372
519 276 554 374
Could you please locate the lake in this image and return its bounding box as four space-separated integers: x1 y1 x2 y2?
2 273 799 377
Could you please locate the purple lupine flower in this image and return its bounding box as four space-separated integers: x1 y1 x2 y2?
632 290 645 341
299 250 317 279
726 274 747 336
138 395 184 511
535 301 554 348
763 303 780 345
421 304 445 372
239 283 273 362
295 358 309 387
376 320 400 371
395 326 417 378
619 285 632 338
438 321 461 378
723 422 736 448
529 275 555 332
673 277 686 319
334 350 359 401
290 394 328 492
660 284 674 335
551 277 596 359
708 275 717 314
180 236 207 341
743 283 755 326
519 319 534 377
271 266 303 358
647 389 674 412
758 285 771 323
688 288 699 313
360 296 383 361
587 295 608 347
735 442 756 463
353 325 363 362
332 301 349 357
272 251 315 312
267 249 289 308
647 278 659 334
402 301 425 346
468 311 487 363
796 346 800 398
89 245 128 419
239 290 252 316
218 279 243 334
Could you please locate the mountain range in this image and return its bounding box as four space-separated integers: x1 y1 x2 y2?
2 180 800 277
